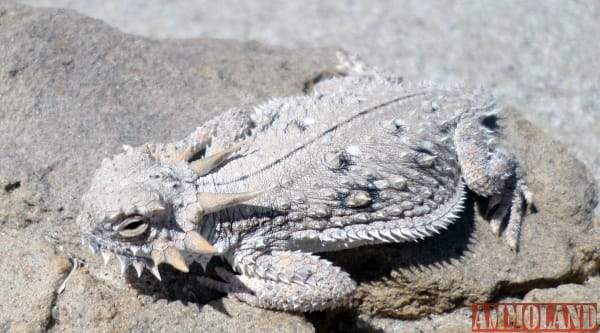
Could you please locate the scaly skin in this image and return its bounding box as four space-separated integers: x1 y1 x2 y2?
78 53 531 312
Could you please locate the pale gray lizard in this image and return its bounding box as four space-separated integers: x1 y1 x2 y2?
78 52 531 311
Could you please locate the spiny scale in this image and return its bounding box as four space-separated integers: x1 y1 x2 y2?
100 250 112 264
117 255 129 274
132 261 144 278
149 265 162 280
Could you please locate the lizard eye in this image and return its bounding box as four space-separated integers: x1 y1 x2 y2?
115 215 149 238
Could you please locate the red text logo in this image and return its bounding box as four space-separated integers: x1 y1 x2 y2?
472 303 598 332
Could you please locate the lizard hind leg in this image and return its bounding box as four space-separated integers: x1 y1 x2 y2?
455 110 532 251
488 176 532 250
197 250 357 312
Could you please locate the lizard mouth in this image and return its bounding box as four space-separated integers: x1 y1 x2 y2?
81 229 218 280
82 233 162 279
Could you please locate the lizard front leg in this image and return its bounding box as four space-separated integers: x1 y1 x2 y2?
197 250 357 311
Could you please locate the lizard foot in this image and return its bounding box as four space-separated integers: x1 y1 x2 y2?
198 251 357 311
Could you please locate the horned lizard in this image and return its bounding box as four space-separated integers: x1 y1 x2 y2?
78 52 531 312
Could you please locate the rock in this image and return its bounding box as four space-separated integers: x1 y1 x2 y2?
0 230 71 333
55 268 313 333
359 275 600 333
357 309 473 333
524 276 600 303
365 277 600 333
0 1 598 332
523 277 600 330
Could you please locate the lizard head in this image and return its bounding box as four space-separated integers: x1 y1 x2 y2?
77 143 259 279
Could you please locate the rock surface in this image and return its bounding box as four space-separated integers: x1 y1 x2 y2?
362 277 600 333
55 268 313 332
525 276 600 304
0 230 71 332
0 2 598 333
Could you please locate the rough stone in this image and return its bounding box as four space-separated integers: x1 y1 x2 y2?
525 274 600 303
0 230 71 333
357 309 473 333
522 276 600 327
55 268 313 332
364 277 600 333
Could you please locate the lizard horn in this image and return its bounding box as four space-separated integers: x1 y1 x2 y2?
189 141 246 176
184 230 217 254
195 190 263 215
183 230 217 254
151 247 189 273
164 247 189 272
